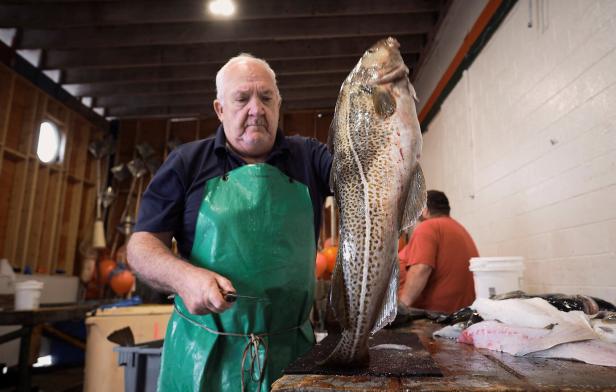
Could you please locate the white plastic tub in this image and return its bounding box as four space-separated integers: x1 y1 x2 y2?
14 280 44 310
469 257 524 299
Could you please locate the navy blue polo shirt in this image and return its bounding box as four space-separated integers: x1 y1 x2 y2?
134 125 333 259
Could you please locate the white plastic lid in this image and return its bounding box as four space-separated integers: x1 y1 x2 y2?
15 280 44 290
469 256 524 272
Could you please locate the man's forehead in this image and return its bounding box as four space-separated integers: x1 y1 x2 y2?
231 82 276 94
226 61 275 85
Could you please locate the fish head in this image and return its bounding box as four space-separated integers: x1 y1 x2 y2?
357 37 405 83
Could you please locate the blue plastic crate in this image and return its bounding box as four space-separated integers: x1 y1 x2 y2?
114 339 163 392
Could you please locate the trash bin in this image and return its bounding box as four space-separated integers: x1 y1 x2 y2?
115 340 163 392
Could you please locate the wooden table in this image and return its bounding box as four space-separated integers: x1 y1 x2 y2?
0 302 100 392
272 320 616 391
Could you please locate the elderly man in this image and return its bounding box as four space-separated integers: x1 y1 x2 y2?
127 54 332 391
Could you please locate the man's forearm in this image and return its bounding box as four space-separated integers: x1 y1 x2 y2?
399 264 432 307
127 231 195 294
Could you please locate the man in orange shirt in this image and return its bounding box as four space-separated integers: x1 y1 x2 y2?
398 190 478 313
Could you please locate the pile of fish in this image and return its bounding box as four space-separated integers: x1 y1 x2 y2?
319 37 426 366
433 291 616 367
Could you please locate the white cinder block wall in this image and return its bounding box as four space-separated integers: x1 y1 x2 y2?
420 0 616 302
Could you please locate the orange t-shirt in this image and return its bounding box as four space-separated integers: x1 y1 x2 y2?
398 216 478 313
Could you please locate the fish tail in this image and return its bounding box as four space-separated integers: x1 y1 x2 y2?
316 330 369 367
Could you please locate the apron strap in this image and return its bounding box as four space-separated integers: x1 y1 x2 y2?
172 301 303 391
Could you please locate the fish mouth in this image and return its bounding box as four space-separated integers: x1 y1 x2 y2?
385 37 400 49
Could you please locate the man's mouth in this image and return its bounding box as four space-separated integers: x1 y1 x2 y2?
245 122 267 130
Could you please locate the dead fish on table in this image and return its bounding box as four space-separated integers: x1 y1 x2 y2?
319 37 426 367
491 290 616 314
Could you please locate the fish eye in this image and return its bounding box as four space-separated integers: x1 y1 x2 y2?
367 48 376 54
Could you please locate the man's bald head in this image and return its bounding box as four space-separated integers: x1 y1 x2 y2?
215 54 280 102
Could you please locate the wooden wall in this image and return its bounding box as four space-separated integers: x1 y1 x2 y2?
110 109 335 249
0 63 105 275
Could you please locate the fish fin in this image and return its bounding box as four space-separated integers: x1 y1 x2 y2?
330 259 350 330
400 164 427 233
327 113 337 155
407 79 419 103
327 86 348 192
328 156 336 193
370 259 399 334
372 86 396 118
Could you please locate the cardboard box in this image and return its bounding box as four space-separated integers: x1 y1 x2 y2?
83 305 172 392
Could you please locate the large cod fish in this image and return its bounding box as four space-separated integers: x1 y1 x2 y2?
321 37 426 366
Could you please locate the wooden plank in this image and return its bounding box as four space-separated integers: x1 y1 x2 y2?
83 127 98 184
39 169 63 273
43 35 423 69
481 349 616 390
0 0 443 28
168 119 199 149
198 118 219 140
5 79 36 154
0 156 17 259
284 112 317 139
14 160 37 270
315 112 333 144
135 118 167 158
274 321 616 391
57 180 83 274
26 164 50 272
106 97 339 118
13 87 41 270
0 65 15 146
272 375 402 392
67 72 348 97
73 183 96 275
98 85 340 108
50 171 68 273
19 13 434 50
0 303 99 326
61 57 362 84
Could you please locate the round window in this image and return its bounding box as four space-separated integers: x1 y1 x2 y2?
36 121 62 163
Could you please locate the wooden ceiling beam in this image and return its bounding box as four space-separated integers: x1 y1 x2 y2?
43 35 424 69
1 0 443 28
66 71 348 96
18 13 436 50
61 54 418 84
106 98 338 119
97 85 340 107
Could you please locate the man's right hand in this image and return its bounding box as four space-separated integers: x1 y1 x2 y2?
178 266 236 315
127 232 237 316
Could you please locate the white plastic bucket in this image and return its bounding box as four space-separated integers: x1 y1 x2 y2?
14 280 44 310
469 257 524 299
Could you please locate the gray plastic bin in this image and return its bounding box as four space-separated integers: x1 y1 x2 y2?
114 339 164 392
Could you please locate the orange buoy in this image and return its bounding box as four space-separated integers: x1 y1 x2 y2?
110 269 135 295
315 252 328 279
98 259 117 283
321 246 338 274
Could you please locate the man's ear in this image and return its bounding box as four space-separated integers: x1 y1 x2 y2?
213 100 224 122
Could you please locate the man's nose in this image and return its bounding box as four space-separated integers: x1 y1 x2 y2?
247 96 265 116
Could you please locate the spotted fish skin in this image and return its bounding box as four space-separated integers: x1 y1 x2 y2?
321 37 426 366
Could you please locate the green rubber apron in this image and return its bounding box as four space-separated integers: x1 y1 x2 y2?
158 163 316 391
